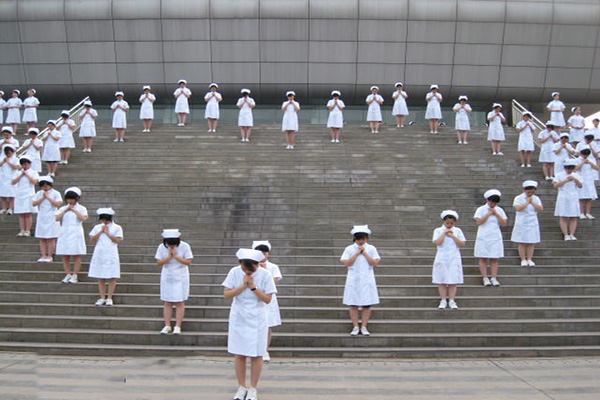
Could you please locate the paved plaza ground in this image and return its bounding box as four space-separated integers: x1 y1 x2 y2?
1 352 598 399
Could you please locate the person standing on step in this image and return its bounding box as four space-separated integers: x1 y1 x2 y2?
588 118 600 140
453 95 471 144
55 187 88 284
547 92 566 135
22 89 39 131
32 175 61 262
237 88 255 142
574 146 599 220
487 103 506 155
0 144 18 215
223 248 275 400
79 100 97 153
0 91 6 124
282 90 300 149
539 121 559 180
511 180 543 267
139 85 155 133
567 106 585 148
5 90 22 135
1 126 19 154
41 120 61 177
516 111 536 167
111 91 129 142
553 133 575 174
174 79 191 127
156 229 193 335
12 155 38 237
252 240 282 362
56 110 76 164
576 134 599 184
425 84 442 134
88 207 123 307
20 127 43 172
432 210 466 310
204 83 222 133
366 86 384 133
474 189 507 287
392 82 409 128
341 225 380 336
553 159 583 241
327 90 344 143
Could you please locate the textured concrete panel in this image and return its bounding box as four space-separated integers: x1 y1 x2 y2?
211 62 259 83
117 63 164 84
548 46 595 69
406 43 454 65
409 0 456 21
310 0 358 19
69 42 116 63
506 1 553 23
114 19 162 41
551 25 599 47
0 22 20 42
66 20 115 42
308 63 357 84
0 0 17 22
0 64 25 84
454 44 502 65
260 41 308 62
162 41 212 62
161 0 209 18
260 62 309 84
545 68 591 89
65 0 112 20
260 0 308 18
114 0 160 19
259 19 308 41
452 65 500 86
504 23 552 45
358 20 406 41
499 66 545 87
21 42 69 65
161 19 211 41
554 3 600 24
455 22 504 44
405 64 452 86
309 19 358 42
115 42 163 63
17 0 65 21
359 0 408 19
210 19 258 41
19 21 67 42
0 44 23 63
357 63 406 86
71 63 118 84
211 0 258 18
163 62 213 84
407 21 456 43
457 0 505 22
211 41 260 62
309 41 357 63
589 69 600 89
501 45 548 67
357 42 406 64
24 64 72 85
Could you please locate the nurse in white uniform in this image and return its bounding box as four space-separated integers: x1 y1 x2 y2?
89 207 123 307
553 133 576 173
237 88 255 142
511 181 543 267
139 85 155 133
432 210 466 310
392 82 409 128
111 91 129 142
0 143 18 214
341 225 381 336
204 83 222 133
474 189 507 287
515 111 536 167
453 95 471 144
22 89 40 131
567 106 585 146
547 92 566 134
487 103 506 155
5 90 22 135
174 79 191 126
56 110 76 164
539 121 559 180
553 159 583 241
425 84 442 134
156 229 193 335
41 120 61 177
326 90 344 143
55 187 88 284
12 155 39 237
223 248 275 400
79 100 97 153
366 86 384 133
32 176 62 262
0 90 6 123
282 91 300 149
574 146 599 219
21 127 43 172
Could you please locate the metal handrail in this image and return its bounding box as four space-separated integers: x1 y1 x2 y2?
16 96 90 158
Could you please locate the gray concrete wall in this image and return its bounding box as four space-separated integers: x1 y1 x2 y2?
1 0 599 105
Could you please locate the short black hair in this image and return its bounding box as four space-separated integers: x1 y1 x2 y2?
163 238 181 247
19 158 31 165
585 134 595 140
98 214 113 221
353 232 369 242
581 148 591 156
443 215 457 221
4 147 14 155
241 259 258 271
487 195 501 203
254 245 270 253
64 191 80 200
524 186 537 191
38 180 53 188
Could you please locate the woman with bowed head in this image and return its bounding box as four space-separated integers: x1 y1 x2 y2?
425 84 442 134
174 79 191 127
326 90 345 143
237 88 255 142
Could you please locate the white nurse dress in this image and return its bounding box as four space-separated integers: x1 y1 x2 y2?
510 193 542 244
281 101 300 131
33 189 61 238
55 203 88 255
366 94 383 122
237 97 255 127
341 242 380 306
432 226 466 285
327 99 345 128
156 241 193 302
473 205 507 258
88 222 124 279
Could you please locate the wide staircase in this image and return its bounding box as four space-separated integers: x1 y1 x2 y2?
0 122 599 358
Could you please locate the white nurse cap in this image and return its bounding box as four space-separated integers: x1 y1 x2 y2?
38 175 54 184
458 95 468 101
351 225 372 235
429 84 439 90
522 180 538 188
331 90 341 96
46 119 56 125
2 126 13 134
395 82 403 87
560 132 570 139
286 90 296 96
552 91 560 97
209 83 218 88
114 91 124 97
522 111 532 118
240 88 251 94
13 89 20 95
492 103 502 108
29 88 36 94
483 189 502 199
19 154 32 163
64 186 82 196
564 159 578 167
3 144 15 152
60 110 70 117
178 79 187 85
571 106 580 113
0 90 4 96
236 248 265 263
83 100 92 106
370 86 379 91
161 229 181 238
143 85 151 90
28 127 40 135
440 210 459 220
96 207 115 216
252 240 272 251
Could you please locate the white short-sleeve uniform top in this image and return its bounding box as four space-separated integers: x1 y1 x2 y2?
547 100 566 127
487 111 506 141
111 100 129 129
264 260 282 328
174 87 192 114
79 108 98 138
366 94 384 122
516 120 535 151
57 118 76 148
13 169 39 214
22 138 43 172
575 156 598 200
473 205 507 258
204 92 222 119
341 242 381 306
510 193 542 244
155 241 193 302
0 98 6 122
553 171 582 217
552 142 575 172
588 126 600 140
281 101 300 131
237 97 255 127
88 222 124 279
0 154 18 197
392 90 409 116
327 98 345 128
538 130 558 163
568 115 586 142
425 92 442 120
22 96 40 123
55 203 88 255
33 189 61 239
577 142 600 180
139 93 156 120
5 97 22 124
1 137 19 154
453 103 471 131
42 129 61 162
432 226 466 285
222 265 276 357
